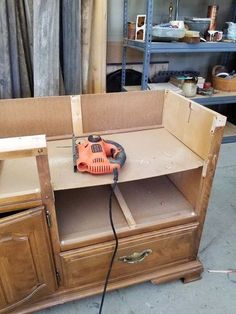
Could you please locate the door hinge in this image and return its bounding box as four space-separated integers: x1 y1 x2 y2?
46 210 52 228
56 270 61 285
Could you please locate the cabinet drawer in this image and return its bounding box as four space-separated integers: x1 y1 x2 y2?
60 223 198 289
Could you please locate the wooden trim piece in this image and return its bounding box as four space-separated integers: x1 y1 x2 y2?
70 95 83 137
81 124 163 137
47 135 73 141
0 190 42 212
0 284 46 314
113 185 136 229
195 126 225 252
60 215 197 252
0 135 47 159
0 200 43 214
36 155 61 269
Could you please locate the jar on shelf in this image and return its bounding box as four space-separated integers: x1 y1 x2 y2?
182 77 198 98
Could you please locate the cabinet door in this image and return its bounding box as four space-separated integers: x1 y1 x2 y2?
0 207 56 312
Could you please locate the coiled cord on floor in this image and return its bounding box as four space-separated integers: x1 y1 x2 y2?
98 169 119 314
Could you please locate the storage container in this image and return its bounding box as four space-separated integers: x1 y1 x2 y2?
212 65 236 92
152 25 185 41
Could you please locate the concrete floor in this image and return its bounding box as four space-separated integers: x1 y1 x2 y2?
38 143 236 314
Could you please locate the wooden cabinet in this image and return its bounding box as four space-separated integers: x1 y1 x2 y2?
0 90 226 313
0 207 57 313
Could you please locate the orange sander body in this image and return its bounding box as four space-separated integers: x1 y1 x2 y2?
73 135 126 174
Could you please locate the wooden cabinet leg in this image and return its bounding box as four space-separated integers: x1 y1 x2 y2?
183 270 202 284
150 261 203 286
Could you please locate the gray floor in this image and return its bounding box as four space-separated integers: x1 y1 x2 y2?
38 143 236 314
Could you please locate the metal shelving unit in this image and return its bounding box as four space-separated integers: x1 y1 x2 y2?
125 40 236 54
121 0 236 100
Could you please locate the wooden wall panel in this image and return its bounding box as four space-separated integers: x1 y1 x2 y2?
163 91 227 160
81 91 164 133
0 96 72 138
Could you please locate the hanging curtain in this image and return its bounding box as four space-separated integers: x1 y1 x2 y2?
0 0 107 99
0 0 32 99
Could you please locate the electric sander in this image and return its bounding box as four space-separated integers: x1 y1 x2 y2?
73 134 126 174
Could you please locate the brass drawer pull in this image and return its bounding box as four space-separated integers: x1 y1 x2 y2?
118 249 152 264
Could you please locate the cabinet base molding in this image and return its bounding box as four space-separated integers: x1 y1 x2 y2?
13 259 203 314
151 259 203 285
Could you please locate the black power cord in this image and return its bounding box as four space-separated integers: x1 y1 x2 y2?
98 169 119 314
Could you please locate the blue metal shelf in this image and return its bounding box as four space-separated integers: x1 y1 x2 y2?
122 0 236 91
194 95 236 106
125 40 236 53
222 135 236 144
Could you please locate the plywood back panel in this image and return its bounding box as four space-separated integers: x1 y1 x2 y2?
0 91 164 138
163 91 226 160
0 96 73 138
81 90 164 134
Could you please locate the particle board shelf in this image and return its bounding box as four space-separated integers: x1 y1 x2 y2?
47 128 203 190
56 176 196 250
0 128 203 201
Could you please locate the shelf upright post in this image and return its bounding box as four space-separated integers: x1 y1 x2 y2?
121 0 129 90
141 0 153 90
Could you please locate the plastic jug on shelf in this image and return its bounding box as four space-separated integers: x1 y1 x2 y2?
226 22 236 41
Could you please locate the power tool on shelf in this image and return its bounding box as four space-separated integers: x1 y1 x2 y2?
73 134 126 175
72 134 126 314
